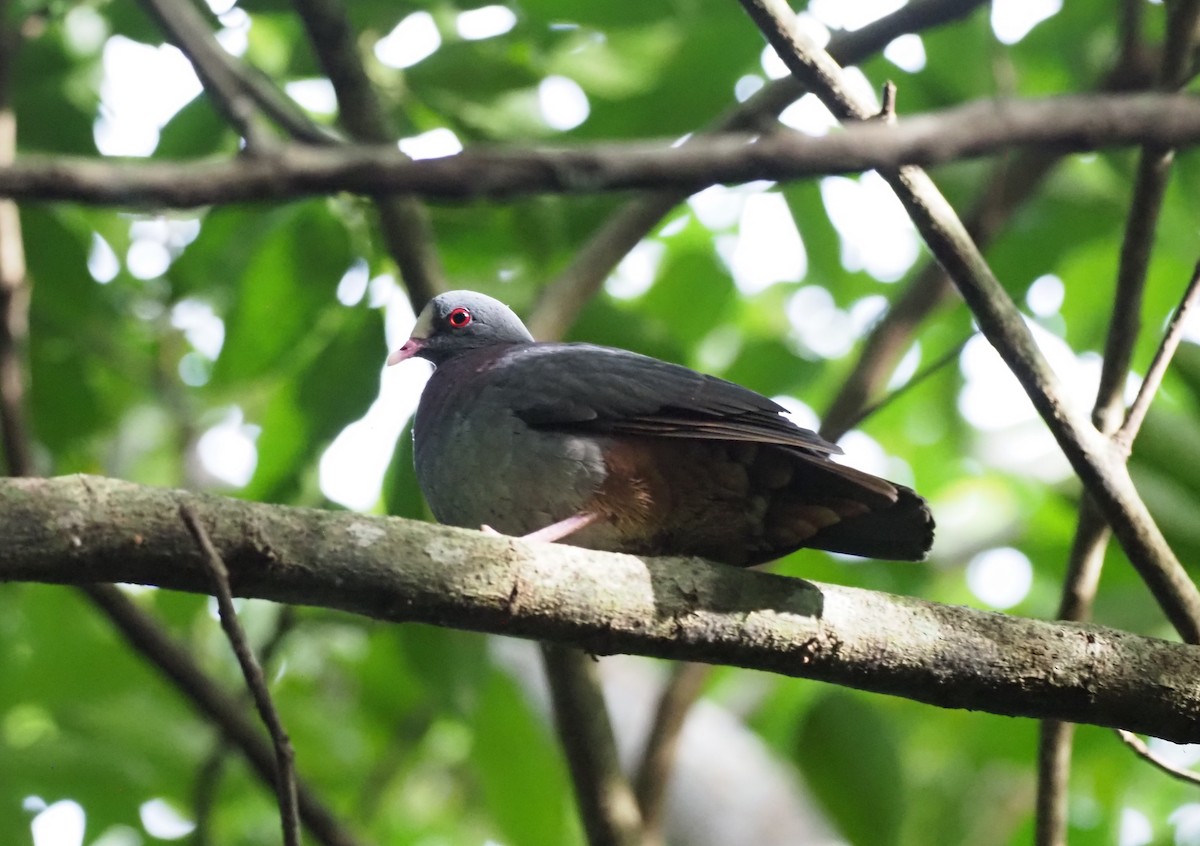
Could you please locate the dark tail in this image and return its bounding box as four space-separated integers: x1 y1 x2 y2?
806 484 934 561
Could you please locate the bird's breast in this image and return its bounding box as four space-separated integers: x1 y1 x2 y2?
413 370 608 535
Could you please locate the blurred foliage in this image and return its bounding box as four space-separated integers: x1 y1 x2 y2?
4 1 1200 845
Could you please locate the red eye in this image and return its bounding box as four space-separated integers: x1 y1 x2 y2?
447 307 472 328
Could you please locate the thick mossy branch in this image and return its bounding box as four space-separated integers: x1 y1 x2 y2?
3 475 1200 741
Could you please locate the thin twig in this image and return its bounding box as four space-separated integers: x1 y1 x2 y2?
824 333 971 442
735 0 1200 644
79 582 364 846
1116 730 1200 787
820 147 1062 437
1116 258 1200 452
193 606 298 845
540 642 644 846
180 504 301 846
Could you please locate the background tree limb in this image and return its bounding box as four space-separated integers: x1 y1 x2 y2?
4 93 1200 206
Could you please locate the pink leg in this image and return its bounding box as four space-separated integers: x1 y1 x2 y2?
481 512 600 544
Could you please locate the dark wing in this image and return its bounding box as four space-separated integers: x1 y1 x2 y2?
495 342 841 456
488 342 932 561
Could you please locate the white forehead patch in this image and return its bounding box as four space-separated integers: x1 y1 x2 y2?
411 305 436 339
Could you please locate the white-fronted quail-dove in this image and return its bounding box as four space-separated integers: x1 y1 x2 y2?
389 291 934 566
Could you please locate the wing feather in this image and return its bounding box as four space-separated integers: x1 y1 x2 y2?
495 342 841 456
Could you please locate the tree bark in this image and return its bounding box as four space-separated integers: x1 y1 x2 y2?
4 475 1200 741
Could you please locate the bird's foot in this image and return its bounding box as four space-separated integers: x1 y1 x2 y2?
519 511 600 543
481 512 600 544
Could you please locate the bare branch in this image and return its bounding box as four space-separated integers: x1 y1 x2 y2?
1116 730 1200 787
824 334 971 442
1117 258 1200 452
734 0 1200 643
181 504 302 846
7 475 1200 742
541 643 645 846
634 662 711 839
291 0 444 311
527 0 989 340
136 0 276 151
7 93 1200 209
79 581 365 846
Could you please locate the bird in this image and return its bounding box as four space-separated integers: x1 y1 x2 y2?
388 290 934 566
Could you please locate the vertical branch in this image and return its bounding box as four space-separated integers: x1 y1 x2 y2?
291 0 445 311
540 642 644 846
633 661 711 841
1036 4 1200 843
0 0 31 478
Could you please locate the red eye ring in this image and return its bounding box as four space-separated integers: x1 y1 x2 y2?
447 307 472 328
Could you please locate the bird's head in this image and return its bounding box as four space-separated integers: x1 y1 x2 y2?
388 290 535 367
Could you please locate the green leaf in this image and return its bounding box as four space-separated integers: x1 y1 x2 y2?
211 202 352 388
795 690 905 846
382 419 428 520
395 624 490 716
244 304 384 502
155 95 232 159
471 668 580 846
639 220 734 347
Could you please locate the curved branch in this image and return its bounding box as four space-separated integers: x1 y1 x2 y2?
5 475 1200 742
